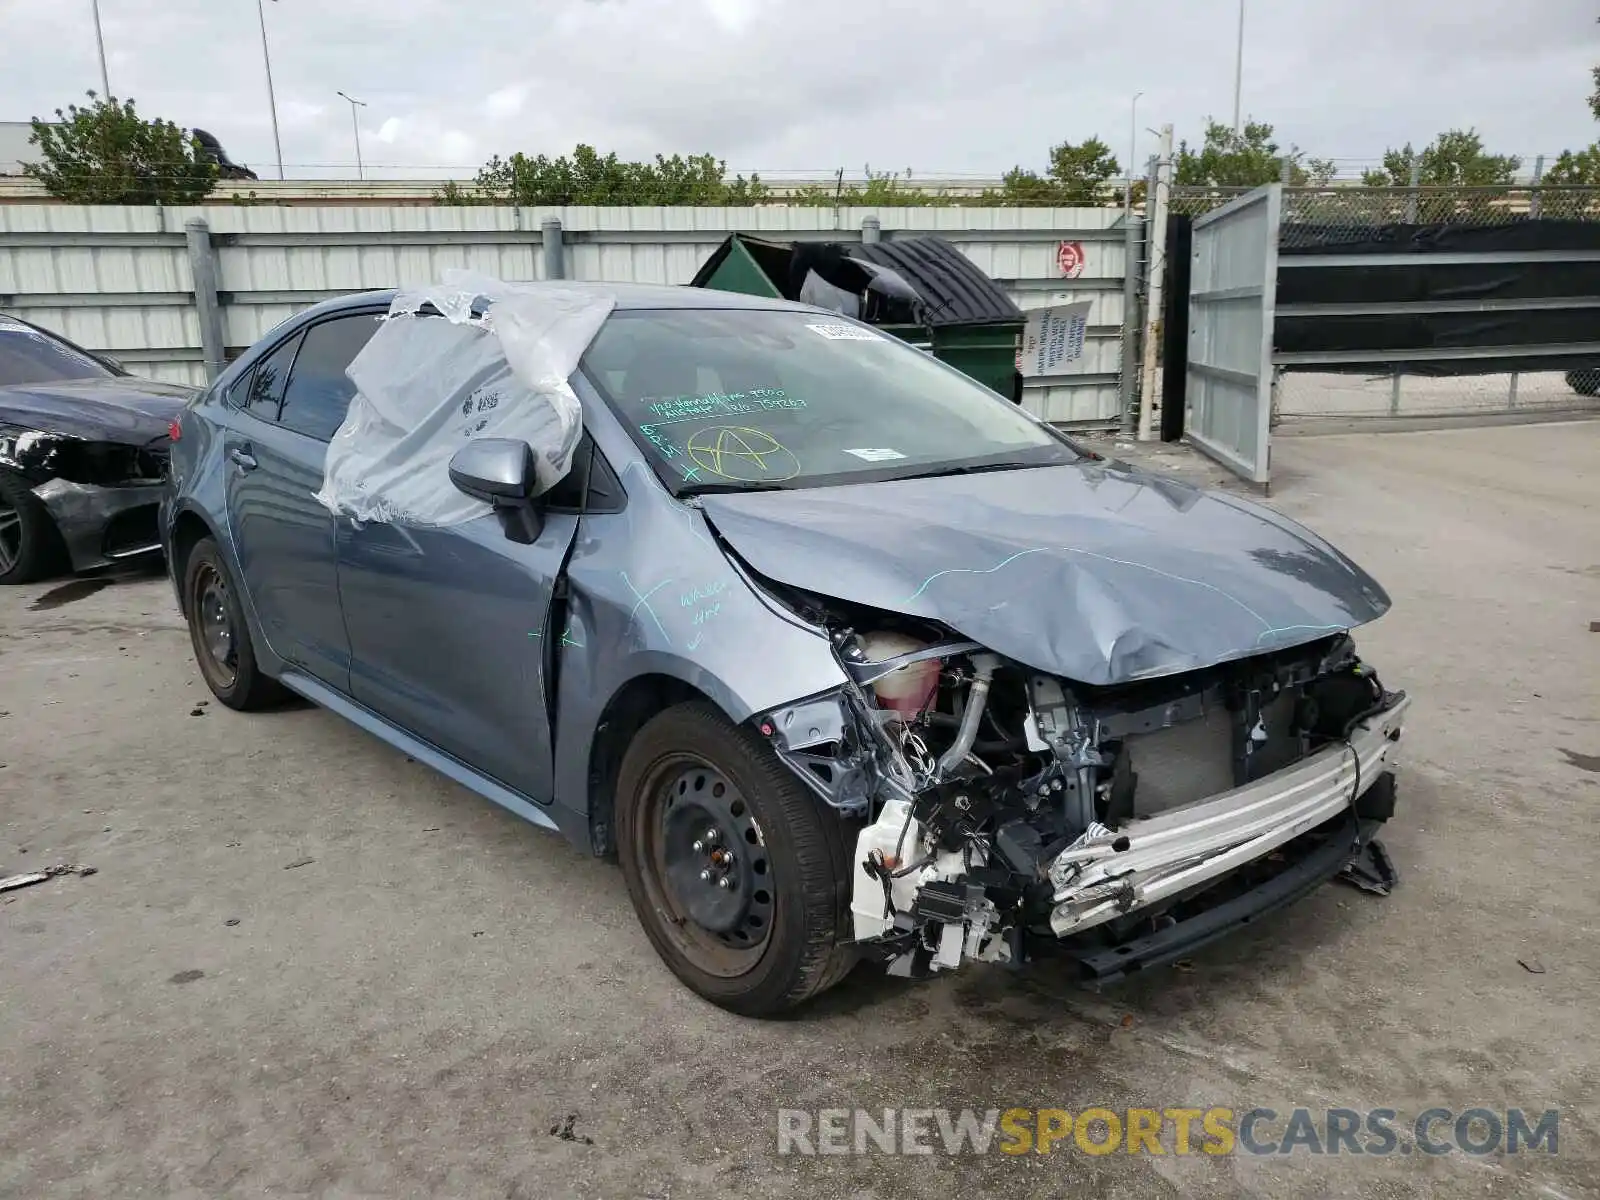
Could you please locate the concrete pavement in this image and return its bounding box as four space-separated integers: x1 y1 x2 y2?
2 421 1597 1198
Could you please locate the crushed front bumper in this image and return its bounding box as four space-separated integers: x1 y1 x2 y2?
1047 693 1409 936
1052 813 1388 986
34 478 165 572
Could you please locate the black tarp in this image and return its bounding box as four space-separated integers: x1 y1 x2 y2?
1277 218 1600 257
1161 215 1600 393
1273 218 1600 374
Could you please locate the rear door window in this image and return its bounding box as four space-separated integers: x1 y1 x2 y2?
277 313 382 441
233 332 304 422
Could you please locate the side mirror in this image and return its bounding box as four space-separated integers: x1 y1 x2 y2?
449 438 537 505
448 438 544 542
95 352 126 374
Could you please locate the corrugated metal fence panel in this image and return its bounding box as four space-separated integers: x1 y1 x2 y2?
0 204 1133 424
928 209 1126 425
558 206 859 286
183 206 547 352
855 207 1127 423
0 205 201 384
1185 185 1280 484
1003 219 1127 424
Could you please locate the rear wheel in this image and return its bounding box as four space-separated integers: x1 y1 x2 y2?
183 536 286 710
616 702 858 1016
0 469 66 585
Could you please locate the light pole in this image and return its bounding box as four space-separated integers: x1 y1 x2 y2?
256 0 285 179
90 0 111 98
1125 91 1143 217
336 91 367 180
1231 0 1245 133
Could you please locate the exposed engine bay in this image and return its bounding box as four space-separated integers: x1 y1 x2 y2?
1 426 170 489
759 605 1408 980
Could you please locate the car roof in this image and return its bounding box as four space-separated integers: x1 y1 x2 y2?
297 281 817 323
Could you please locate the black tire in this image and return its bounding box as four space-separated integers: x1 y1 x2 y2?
0 468 67 585
616 701 858 1016
1566 369 1600 397
182 536 286 710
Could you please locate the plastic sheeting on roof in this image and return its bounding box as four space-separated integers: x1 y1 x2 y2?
314 270 615 527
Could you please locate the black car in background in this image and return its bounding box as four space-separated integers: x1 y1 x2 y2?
192 129 259 182
0 315 195 583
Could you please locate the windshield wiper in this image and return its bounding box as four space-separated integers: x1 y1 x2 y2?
677 481 793 496
891 460 1051 481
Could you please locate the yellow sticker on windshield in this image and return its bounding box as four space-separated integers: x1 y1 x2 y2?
686 426 801 482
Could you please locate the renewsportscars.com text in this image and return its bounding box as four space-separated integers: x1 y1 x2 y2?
776 1106 1560 1157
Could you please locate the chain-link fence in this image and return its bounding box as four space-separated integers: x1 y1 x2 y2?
1270 368 1598 424
1168 184 1600 228
1167 185 1600 422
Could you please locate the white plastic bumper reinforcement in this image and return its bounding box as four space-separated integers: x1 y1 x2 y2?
1047 695 1409 936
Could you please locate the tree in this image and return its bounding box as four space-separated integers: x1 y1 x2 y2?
442 144 768 206
1544 144 1600 185
993 167 1058 205
995 136 1121 206
1545 36 1600 186
1547 52 1600 187
788 169 949 207
1359 129 1520 187
1045 136 1120 204
1174 120 1328 187
24 91 217 204
1303 157 1339 186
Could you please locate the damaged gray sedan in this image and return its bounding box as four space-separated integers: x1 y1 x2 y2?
163 280 1407 1016
1 314 192 583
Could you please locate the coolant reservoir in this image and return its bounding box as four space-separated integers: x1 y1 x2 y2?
860 631 940 718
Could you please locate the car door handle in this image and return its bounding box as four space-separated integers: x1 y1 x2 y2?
228 447 258 471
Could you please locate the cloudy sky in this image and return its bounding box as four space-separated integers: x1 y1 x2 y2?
2 0 1596 182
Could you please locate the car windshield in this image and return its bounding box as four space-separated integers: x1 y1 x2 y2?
581 307 1078 493
0 320 111 387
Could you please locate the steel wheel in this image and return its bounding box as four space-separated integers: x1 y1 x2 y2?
0 498 20 577
635 756 776 978
188 558 239 689
615 701 859 1015
181 536 287 710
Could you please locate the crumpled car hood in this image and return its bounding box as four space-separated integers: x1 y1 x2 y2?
699 461 1391 686
0 378 195 443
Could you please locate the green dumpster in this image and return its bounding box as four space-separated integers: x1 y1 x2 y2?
689 233 1026 401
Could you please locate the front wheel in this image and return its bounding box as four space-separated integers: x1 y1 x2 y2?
182 536 286 710
0 469 66 585
615 702 858 1016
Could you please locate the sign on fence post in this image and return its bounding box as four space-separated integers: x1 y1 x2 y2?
1016 301 1092 378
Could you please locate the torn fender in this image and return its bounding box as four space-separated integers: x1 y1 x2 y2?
699 461 1390 686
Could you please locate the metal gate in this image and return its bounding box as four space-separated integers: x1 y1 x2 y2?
1184 183 1281 484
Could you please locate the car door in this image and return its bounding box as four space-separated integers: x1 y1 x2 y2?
335 436 611 805
221 309 382 691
